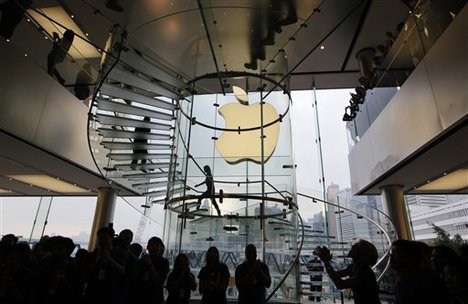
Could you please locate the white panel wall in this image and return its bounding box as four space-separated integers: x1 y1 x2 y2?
0 42 98 173
349 5 468 193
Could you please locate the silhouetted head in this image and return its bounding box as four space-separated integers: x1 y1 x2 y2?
129 243 143 258
348 239 378 267
414 241 432 269
431 245 458 275
75 248 89 262
173 253 190 274
390 239 422 272
1 234 18 247
118 229 134 248
245 243 257 264
49 236 75 259
206 246 220 266
203 165 211 174
147 236 164 257
63 29 75 42
97 226 115 250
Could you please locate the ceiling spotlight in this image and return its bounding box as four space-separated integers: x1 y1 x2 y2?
320 45 325 50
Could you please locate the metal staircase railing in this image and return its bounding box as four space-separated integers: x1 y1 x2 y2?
296 193 396 303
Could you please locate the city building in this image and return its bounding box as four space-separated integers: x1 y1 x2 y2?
411 197 468 240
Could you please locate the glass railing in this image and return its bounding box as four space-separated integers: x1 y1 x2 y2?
1 0 115 106
168 155 295 202
346 0 466 144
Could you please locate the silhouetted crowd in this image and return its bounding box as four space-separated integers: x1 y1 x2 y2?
389 239 468 304
0 228 272 304
2 229 467 304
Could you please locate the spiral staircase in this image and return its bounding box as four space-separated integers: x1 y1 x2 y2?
87 29 188 210
87 29 396 304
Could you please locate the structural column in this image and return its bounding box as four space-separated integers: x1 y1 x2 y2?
88 187 117 250
380 185 412 240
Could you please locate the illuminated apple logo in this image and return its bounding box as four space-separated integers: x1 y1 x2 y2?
215 86 280 164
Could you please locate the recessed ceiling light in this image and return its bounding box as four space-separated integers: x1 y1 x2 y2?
320 45 325 50
417 169 468 191
7 175 88 193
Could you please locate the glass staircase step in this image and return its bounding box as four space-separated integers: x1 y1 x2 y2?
138 183 185 192
151 197 166 205
100 83 175 110
142 189 168 197
171 201 199 211
300 291 341 297
108 65 181 100
144 186 184 196
107 152 172 161
299 281 336 286
98 128 172 141
123 171 169 179
114 163 171 171
96 114 173 131
132 179 183 189
120 49 186 89
132 180 171 189
101 141 172 150
97 99 174 121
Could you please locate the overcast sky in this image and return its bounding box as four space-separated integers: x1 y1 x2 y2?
0 88 352 242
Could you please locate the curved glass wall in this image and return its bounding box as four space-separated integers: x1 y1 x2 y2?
163 72 299 302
